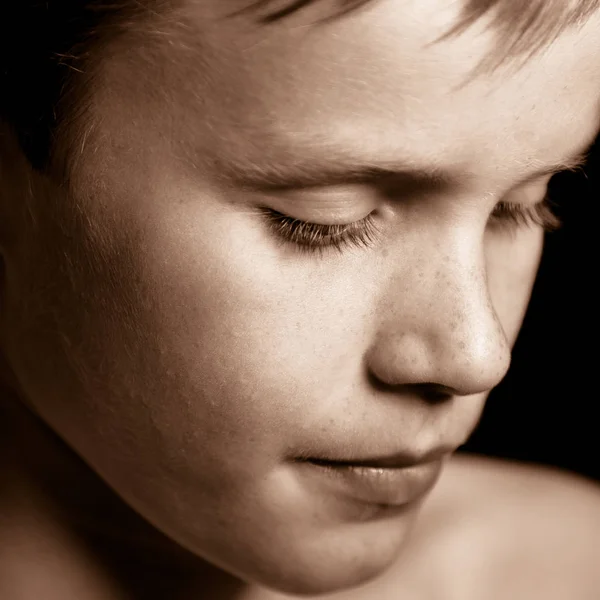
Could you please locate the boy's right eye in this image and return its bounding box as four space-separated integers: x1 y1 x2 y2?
257 207 381 256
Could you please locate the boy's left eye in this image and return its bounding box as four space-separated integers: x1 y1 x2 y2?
489 195 561 233
257 195 561 256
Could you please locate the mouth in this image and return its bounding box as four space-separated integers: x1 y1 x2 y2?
296 451 449 508
303 446 452 470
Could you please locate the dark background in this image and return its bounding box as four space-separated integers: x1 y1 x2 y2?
460 136 599 482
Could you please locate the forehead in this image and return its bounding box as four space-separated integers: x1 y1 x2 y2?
90 0 600 189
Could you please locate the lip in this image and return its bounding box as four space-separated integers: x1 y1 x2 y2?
305 446 453 469
298 457 445 507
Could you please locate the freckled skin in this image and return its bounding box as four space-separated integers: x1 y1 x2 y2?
1 0 600 597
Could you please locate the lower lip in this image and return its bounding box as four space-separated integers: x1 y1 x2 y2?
299 458 444 507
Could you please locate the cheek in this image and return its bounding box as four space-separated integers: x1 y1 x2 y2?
134 198 375 432
485 227 544 345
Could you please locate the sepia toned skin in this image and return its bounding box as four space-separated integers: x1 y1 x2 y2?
1 0 600 598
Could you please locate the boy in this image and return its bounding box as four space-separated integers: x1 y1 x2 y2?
1 0 600 598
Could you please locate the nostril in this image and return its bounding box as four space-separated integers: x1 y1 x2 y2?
366 368 456 403
417 383 456 403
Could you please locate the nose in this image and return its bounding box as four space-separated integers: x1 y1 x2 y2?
365 229 511 397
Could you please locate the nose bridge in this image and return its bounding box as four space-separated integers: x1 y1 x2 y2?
368 229 511 396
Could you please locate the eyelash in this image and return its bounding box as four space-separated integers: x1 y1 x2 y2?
259 195 561 256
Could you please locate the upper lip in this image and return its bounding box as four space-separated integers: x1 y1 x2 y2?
304 446 454 469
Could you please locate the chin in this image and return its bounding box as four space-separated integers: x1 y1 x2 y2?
223 506 421 597
255 540 401 597
265 556 395 597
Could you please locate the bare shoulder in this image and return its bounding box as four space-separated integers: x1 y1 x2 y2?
417 453 600 600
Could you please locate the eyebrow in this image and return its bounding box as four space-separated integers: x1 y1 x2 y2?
219 140 594 191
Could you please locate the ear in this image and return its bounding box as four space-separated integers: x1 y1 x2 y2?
0 122 13 309
0 123 19 255
0 121 39 259
0 122 30 402
0 121 31 325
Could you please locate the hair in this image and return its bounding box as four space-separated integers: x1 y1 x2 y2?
1 0 599 180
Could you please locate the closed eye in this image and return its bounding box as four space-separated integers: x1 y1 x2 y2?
489 195 561 232
257 194 561 257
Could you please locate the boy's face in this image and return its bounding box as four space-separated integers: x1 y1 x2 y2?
2 0 600 595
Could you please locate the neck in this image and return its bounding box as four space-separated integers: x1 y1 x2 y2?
0 390 249 600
